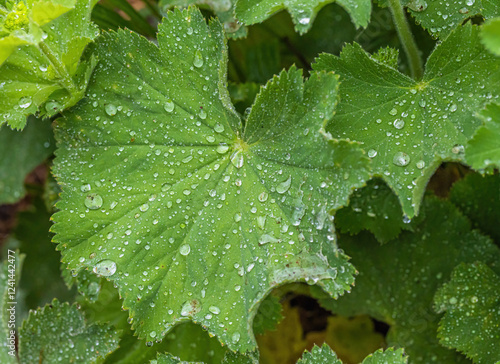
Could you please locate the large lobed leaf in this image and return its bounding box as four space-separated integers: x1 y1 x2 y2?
434 262 500 364
314 23 500 217
52 7 370 352
234 0 371 34
0 0 99 129
319 197 500 363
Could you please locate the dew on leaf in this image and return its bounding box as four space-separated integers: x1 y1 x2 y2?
214 123 224 133
216 144 229 154
393 119 405 129
234 213 242 222
258 192 268 202
208 306 220 315
368 149 378 158
139 203 149 212
393 152 411 167
389 108 398 115
84 194 103 210
105 104 117 116
193 49 204 68
179 244 191 256
407 0 428 12
18 96 32 109
416 160 426 169
164 100 175 113
181 300 200 316
230 150 244 168
451 144 464 154
276 176 292 194
199 109 207 119
80 184 91 192
93 259 117 277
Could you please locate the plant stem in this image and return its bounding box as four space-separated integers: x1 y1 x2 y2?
39 41 76 95
387 0 424 79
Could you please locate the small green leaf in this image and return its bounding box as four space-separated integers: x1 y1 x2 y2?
52 7 370 352
0 0 99 129
481 17 500 56
0 252 23 364
314 23 500 217
466 103 500 171
435 262 500 364
252 293 283 335
449 173 500 243
0 116 55 204
18 299 120 363
298 344 407 363
234 0 372 34
320 197 500 363
334 179 410 244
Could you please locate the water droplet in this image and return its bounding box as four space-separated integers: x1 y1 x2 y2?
276 176 292 194
389 108 398 116
232 332 241 343
449 103 457 112
164 100 175 113
18 96 32 109
193 49 204 68
408 0 428 11
93 259 117 276
85 194 103 210
466 0 474 5
105 104 117 116
179 244 191 256
298 17 310 25
419 99 426 108
230 150 244 168
199 109 207 119
216 143 229 154
187 27 193 35
256 215 266 229
80 184 91 192
368 149 377 158
161 183 172 191
416 160 425 169
449 296 458 304
181 300 200 316
393 119 405 129
393 152 410 167
259 233 280 245
451 144 464 154
139 203 149 212
150 331 156 338
214 123 224 133
258 191 268 202
403 215 411 224
208 306 220 315
234 213 242 222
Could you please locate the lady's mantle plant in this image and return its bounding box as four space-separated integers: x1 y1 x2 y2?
0 0 499 363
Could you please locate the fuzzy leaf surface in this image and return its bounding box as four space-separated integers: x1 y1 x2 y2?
334 179 409 244
481 17 500 56
18 299 120 363
320 197 500 363
234 0 371 34
466 103 500 171
0 0 98 129
314 24 500 217
0 116 55 204
52 7 370 352
449 173 500 243
435 262 500 364
405 0 500 38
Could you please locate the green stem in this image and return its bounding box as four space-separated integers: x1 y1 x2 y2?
387 0 423 79
39 41 76 95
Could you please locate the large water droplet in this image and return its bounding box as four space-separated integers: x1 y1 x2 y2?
230 150 244 168
179 244 191 256
368 149 377 158
193 49 204 68
276 176 292 194
85 194 103 209
258 191 268 202
93 259 117 276
389 108 398 116
393 152 411 167
208 306 220 315
214 123 224 133
105 104 117 116
216 143 229 154
393 119 405 129
199 109 207 119
18 96 32 109
164 100 174 113
416 160 425 169
408 0 428 11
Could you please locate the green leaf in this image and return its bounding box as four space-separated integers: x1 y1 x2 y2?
252 293 283 335
481 17 500 56
0 252 23 364
466 103 500 171
0 0 98 129
153 353 198 364
319 197 500 363
313 23 500 217
434 262 500 364
334 178 410 244
298 344 407 363
52 7 370 352
18 299 120 363
234 0 372 34
0 116 55 204
159 0 247 38
449 173 500 243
